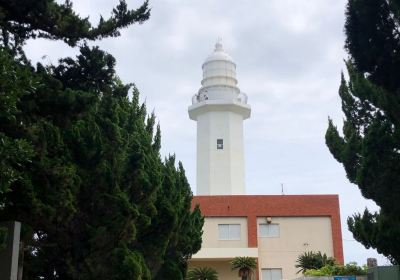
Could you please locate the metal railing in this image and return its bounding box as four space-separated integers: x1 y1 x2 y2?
191 89 248 105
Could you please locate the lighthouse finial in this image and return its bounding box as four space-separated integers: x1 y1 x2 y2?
215 37 223 51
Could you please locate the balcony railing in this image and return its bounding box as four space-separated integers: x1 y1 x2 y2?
191 89 248 105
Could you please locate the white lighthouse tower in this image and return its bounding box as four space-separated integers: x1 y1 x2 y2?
188 41 251 195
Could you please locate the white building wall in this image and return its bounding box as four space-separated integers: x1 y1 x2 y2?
190 216 335 280
196 111 245 195
257 217 334 280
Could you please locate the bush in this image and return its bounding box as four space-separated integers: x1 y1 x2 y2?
186 267 218 280
304 262 367 276
296 251 336 274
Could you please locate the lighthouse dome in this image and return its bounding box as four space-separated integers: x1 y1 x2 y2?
198 40 243 102
203 41 234 64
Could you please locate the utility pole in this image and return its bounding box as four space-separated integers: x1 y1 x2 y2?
0 221 21 280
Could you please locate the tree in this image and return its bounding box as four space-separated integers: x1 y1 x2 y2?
325 0 400 264
0 226 6 250
142 157 204 280
295 251 335 274
0 1 204 279
186 267 218 280
231 256 257 280
0 0 150 56
0 46 35 252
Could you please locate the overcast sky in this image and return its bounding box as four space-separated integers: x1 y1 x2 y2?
25 0 388 265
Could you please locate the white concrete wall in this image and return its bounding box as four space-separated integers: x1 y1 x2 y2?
190 216 335 280
189 42 250 195
196 111 246 195
192 247 258 259
257 217 334 280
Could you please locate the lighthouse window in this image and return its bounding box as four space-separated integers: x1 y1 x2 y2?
217 139 223 150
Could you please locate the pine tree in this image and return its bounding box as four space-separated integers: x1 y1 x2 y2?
325 0 400 264
151 159 203 279
0 0 150 56
0 1 203 278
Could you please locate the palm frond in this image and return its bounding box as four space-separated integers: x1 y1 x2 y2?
187 267 218 280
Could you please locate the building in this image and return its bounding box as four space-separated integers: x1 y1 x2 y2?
188 42 344 280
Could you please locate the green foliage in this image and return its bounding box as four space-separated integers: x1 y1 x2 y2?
345 0 400 93
295 251 335 274
305 265 337 277
0 48 35 202
144 158 204 280
348 209 400 265
231 256 257 280
0 226 7 251
0 0 150 55
186 267 218 280
0 1 204 279
325 0 400 264
304 262 367 276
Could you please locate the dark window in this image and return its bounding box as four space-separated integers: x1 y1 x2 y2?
217 139 223 150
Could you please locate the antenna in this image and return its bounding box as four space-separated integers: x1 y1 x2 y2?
281 183 285 195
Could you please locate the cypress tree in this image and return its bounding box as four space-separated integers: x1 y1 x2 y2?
0 0 150 56
0 1 204 278
325 0 400 264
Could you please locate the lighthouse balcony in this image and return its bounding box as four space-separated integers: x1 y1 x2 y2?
191 88 248 105
188 99 251 120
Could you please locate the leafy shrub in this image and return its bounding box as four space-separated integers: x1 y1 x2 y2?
296 251 336 274
187 267 218 280
304 262 367 276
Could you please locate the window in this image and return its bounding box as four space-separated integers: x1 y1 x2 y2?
217 139 223 150
261 268 282 280
259 223 280 237
218 224 240 240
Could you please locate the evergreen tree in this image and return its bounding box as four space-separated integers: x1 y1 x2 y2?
0 1 203 279
325 0 400 264
0 0 150 56
151 159 203 279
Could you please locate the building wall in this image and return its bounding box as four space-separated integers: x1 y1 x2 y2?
257 217 334 279
194 216 334 280
196 111 245 195
190 195 344 280
192 195 344 264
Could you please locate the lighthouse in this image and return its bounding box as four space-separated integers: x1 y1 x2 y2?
188 41 251 195
188 42 344 280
